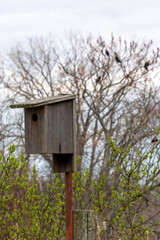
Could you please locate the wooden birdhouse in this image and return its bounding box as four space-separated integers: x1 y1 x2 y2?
10 94 77 173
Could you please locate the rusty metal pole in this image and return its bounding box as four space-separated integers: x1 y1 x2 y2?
65 172 73 240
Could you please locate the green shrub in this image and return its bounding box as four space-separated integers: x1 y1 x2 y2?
0 145 65 240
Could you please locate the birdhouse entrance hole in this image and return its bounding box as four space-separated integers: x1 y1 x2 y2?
32 113 38 122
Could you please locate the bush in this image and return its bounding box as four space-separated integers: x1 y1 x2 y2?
1 141 160 239
0 145 65 240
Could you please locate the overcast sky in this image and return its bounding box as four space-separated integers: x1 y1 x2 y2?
1 0 160 52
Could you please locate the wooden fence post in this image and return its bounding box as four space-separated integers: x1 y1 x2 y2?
73 210 95 240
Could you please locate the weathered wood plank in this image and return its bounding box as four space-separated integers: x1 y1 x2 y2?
72 99 77 172
53 154 74 173
10 94 76 108
73 210 95 240
47 101 73 153
25 107 47 153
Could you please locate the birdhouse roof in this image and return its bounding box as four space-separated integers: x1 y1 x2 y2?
10 94 76 109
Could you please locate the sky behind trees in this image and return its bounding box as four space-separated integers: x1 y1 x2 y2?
1 0 160 52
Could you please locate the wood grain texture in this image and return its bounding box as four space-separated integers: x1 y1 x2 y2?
25 107 47 154
53 154 74 173
73 210 95 240
10 94 76 108
47 100 73 154
72 99 77 172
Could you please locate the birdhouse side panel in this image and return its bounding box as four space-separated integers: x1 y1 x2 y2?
47 101 74 153
25 107 47 153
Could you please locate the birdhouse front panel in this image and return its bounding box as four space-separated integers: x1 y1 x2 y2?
46 100 74 153
25 106 47 154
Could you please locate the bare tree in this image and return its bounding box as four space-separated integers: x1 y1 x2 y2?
1 33 160 238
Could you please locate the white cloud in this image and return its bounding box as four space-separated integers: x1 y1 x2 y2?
0 0 160 52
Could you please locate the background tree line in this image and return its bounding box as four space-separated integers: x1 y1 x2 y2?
0 33 160 239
